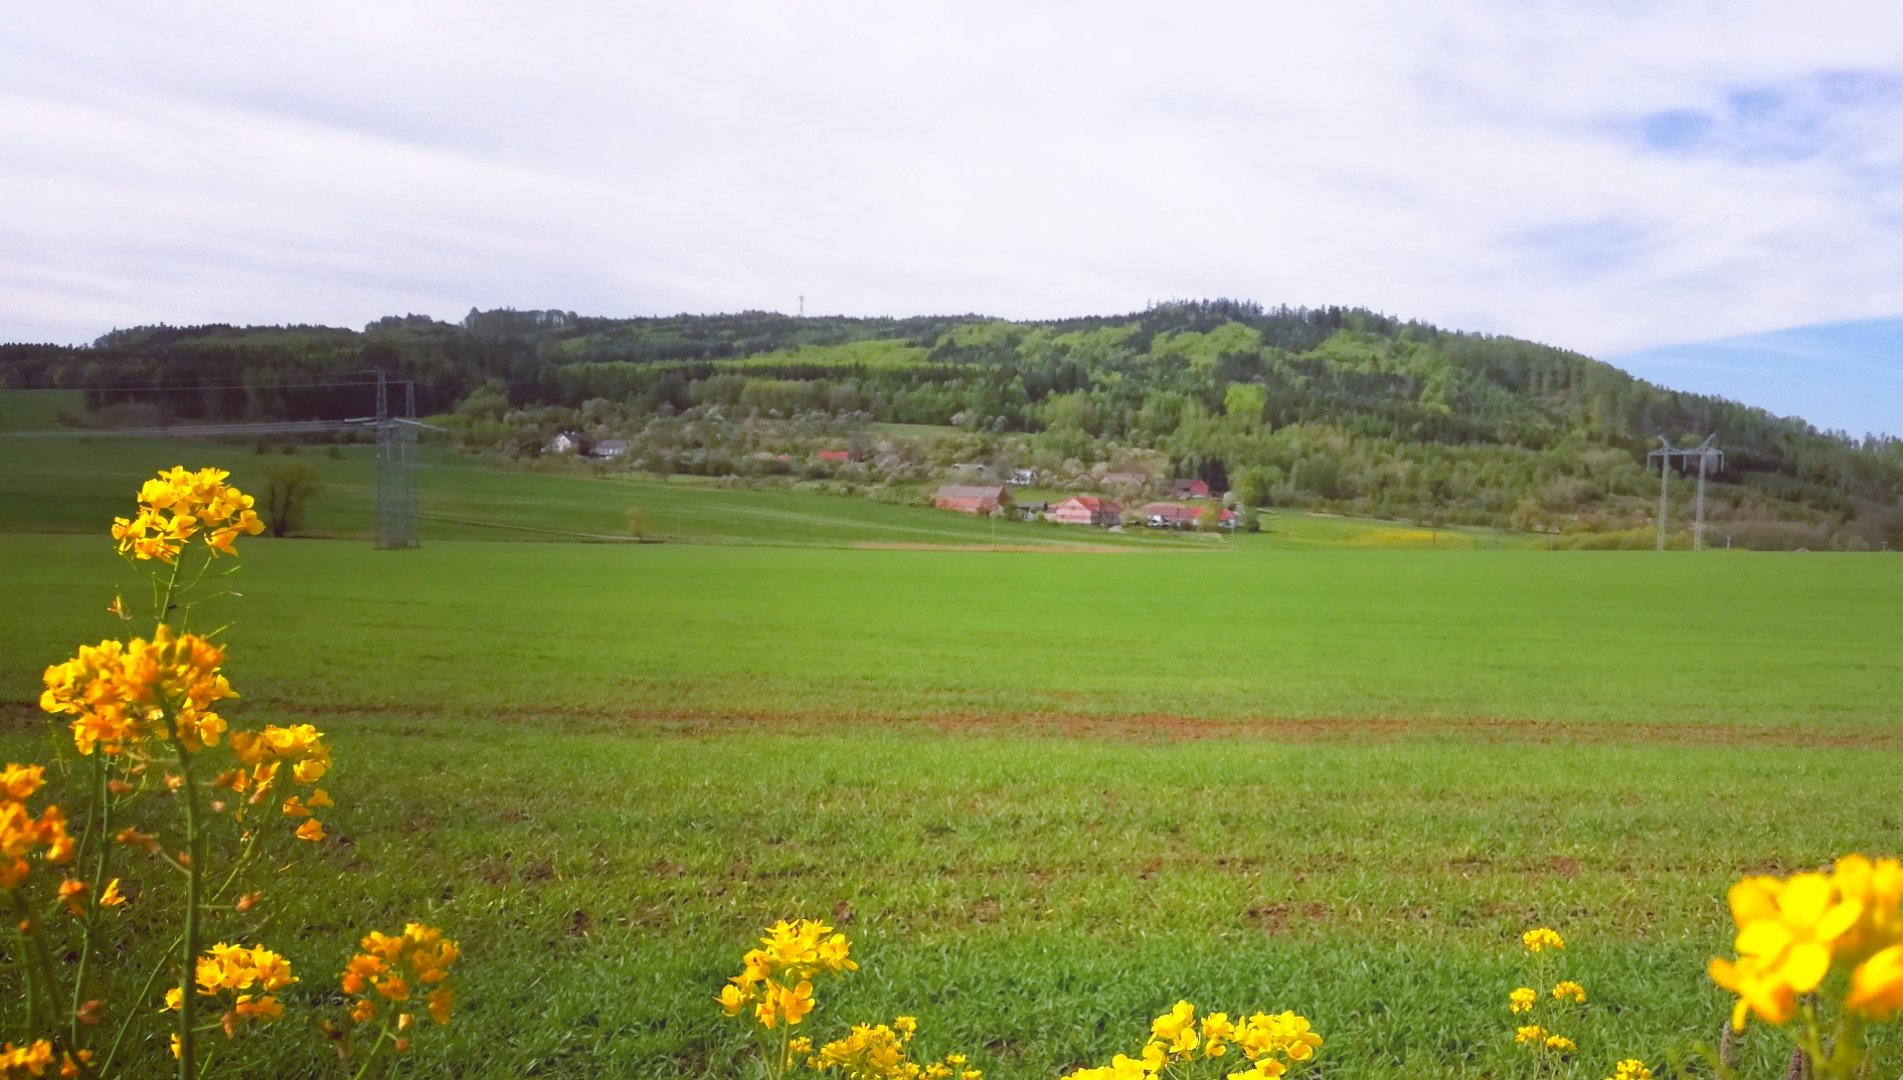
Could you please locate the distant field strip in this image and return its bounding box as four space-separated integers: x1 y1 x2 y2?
3 537 1895 730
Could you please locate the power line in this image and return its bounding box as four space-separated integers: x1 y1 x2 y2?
2 378 385 393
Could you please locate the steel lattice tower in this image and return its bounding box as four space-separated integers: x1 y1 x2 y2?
1647 434 1724 550
374 371 422 549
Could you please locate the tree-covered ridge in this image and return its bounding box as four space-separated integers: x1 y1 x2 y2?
3 300 1899 548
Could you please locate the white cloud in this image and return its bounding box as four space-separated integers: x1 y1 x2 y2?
4 0 1903 369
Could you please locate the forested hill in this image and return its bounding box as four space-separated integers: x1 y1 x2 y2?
4 300 1900 549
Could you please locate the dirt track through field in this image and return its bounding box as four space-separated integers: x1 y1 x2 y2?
12 698 1886 750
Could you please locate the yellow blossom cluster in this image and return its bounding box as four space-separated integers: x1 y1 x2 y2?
0 1038 89 1078
1066 1001 1323 1080
1604 1059 1654 1080
223 724 334 841
341 922 459 1033
41 626 236 755
1709 854 1903 1031
165 943 296 1043
0 764 74 890
807 1017 981 1080
1522 927 1565 953
719 919 857 1030
111 466 264 563
1513 1024 1574 1052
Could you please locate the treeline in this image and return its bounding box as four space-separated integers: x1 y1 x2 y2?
3 300 1899 548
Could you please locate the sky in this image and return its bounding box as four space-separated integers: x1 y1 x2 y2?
3 2 1901 436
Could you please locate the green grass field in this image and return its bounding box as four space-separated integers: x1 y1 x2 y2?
2 532 1901 1078
2 397 1901 1077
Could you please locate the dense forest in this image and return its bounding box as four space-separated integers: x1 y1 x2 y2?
3 300 1899 549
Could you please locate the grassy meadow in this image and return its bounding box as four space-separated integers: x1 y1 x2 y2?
1 399 1901 1077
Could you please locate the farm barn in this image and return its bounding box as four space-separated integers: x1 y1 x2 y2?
1141 502 1236 529
933 484 1010 514
1046 495 1121 526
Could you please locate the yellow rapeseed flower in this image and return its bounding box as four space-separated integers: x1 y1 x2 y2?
1515 1024 1547 1045
1846 942 1903 1018
1509 987 1537 1014
1551 980 1586 1004
1522 927 1565 953
40 627 236 755
1731 871 1862 993
0 763 75 889
0 1039 84 1077
1605 1059 1653 1080
342 922 459 1031
114 466 265 563
1544 1034 1576 1053
1151 1000 1199 1055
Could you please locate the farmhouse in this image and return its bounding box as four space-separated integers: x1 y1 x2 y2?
1141 502 1236 530
1046 495 1121 526
934 484 1010 515
546 431 586 455
1171 478 1212 499
591 439 630 459
1007 467 1037 486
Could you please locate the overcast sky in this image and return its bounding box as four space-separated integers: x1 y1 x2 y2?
4 2 1901 434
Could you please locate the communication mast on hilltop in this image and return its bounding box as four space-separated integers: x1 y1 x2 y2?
1647 434 1724 551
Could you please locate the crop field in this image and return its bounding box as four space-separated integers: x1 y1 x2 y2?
2 516 1901 1077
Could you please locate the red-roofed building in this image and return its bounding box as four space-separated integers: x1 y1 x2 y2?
1141 502 1236 530
1046 495 1122 526
934 484 1011 515
817 449 853 463
1171 478 1212 499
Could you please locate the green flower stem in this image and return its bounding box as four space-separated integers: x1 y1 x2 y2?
349 1026 391 1080
69 754 112 1048
173 735 207 1080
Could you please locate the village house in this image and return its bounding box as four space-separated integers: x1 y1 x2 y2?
1141 502 1236 530
1170 478 1212 499
1007 467 1037 486
1046 495 1121 527
546 431 586 455
591 439 630 460
934 484 1010 515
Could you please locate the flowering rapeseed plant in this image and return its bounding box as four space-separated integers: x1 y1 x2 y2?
7 466 460 1078
1506 927 1586 1077
1603 1058 1653 1080
1064 1000 1323 1080
719 919 858 1078
807 1016 981 1080
1703 854 1903 1078
336 922 460 1063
